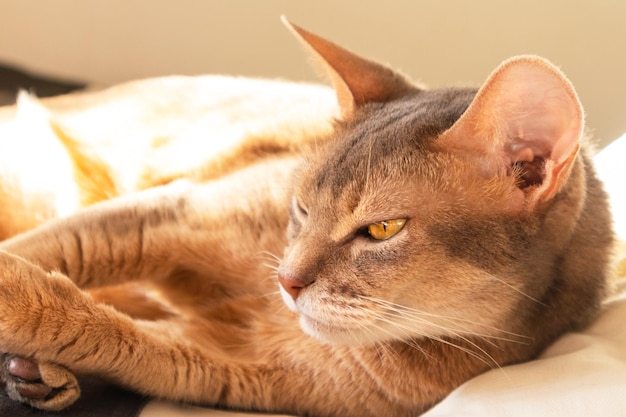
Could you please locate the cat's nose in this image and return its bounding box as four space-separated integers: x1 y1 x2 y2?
278 273 310 300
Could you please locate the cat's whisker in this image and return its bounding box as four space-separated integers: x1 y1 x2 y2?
264 269 279 279
258 250 282 262
390 307 522 347
339 295 522 372
256 251 283 268
428 334 501 369
259 290 282 299
359 297 470 335
368 309 500 368
364 134 375 192
364 316 439 361
368 306 463 340
359 295 530 343
357 318 430 359
372 343 391 362
372 338 399 362
262 263 280 272
267 299 288 315
356 297 520 368
482 272 547 307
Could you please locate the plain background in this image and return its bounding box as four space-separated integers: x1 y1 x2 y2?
1 0 624 148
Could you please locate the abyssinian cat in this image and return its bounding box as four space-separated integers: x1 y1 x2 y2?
0 18 615 417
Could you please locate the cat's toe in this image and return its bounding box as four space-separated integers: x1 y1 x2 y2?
7 357 53 399
1 354 80 411
15 381 54 400
8 356 42 382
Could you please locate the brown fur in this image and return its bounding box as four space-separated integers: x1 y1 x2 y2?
0 19 614 416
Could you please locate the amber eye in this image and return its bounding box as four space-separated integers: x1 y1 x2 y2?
366 219 407 240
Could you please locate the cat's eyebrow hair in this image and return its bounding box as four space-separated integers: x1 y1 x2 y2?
332 229 359 246
364 131 375 193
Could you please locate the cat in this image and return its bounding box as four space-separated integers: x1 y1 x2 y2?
0 17 614 417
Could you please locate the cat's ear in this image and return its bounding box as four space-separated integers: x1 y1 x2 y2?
437 55 583 208
282 16 418 118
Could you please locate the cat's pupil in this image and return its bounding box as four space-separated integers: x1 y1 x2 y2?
366 219 407 240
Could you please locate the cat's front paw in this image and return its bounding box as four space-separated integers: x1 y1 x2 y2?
0 250 90 355
0 354 80 411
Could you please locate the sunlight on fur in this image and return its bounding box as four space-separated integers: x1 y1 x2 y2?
0 18 615 417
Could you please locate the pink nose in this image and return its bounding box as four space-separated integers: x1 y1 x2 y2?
278 274 307 300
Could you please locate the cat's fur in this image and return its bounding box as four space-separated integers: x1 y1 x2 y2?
0 19 614 417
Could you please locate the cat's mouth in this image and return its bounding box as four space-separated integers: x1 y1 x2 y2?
279 286 361 343
283 288 419 345
298 313 366 345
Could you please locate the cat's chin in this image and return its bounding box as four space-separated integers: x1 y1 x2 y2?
298 314 374 346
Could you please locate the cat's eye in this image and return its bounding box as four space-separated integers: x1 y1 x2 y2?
292 197 308 217
366 219 407 240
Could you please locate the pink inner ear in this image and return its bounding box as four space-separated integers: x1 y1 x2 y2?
439 56 583 204
496 61 582 167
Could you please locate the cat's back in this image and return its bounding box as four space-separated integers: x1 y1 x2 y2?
0 75 340 239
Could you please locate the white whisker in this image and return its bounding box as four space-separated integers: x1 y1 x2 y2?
484 271 546 306
354 295 535 369
367 308 500 368
257 251 282 266
262 263 280 272
259 290 282 299
364 134 375 191
360 295 530 343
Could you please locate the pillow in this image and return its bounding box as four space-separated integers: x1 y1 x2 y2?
422 282 626 417
595 133 626 242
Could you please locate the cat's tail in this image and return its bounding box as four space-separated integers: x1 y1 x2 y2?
0 92 119 240
48 119 120 207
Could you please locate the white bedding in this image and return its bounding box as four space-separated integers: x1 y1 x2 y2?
141 133 626 417
424 281 626 416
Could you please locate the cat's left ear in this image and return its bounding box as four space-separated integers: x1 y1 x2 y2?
437 56 583 209
282 16 418 118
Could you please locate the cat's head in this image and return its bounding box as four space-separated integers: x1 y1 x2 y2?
278 19 589 346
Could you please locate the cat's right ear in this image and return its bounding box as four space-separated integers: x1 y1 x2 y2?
437 56 584 211
282 17 418 119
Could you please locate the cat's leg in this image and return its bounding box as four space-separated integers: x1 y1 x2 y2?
0 250 415 416
0 250 283 411
0 354 80 411
0 160 291 291
0 170 290 410
0 180 204 288
0 281 175 410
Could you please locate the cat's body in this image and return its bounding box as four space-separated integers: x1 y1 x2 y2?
0 20 614 417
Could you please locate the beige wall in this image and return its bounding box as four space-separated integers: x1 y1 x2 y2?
1 0 624 147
